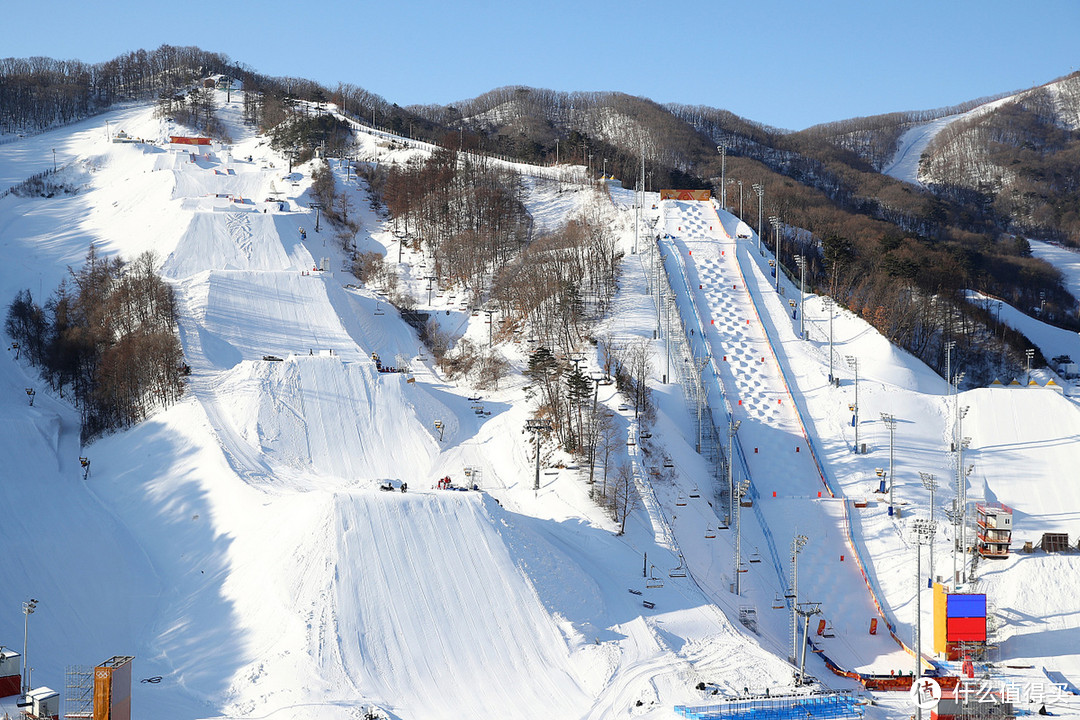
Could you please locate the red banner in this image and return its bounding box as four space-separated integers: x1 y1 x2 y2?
169 136 212 146
660 189 711 201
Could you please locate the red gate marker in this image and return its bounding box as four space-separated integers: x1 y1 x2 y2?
772 491 777 498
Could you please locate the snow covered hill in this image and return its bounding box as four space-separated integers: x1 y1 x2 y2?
3 84 1080 720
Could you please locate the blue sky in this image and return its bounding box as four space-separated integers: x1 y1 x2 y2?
5 0 1079 130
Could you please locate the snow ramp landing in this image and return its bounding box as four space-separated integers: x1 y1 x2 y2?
325 491 590 719
210 355 445 486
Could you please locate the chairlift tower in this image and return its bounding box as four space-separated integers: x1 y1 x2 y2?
795 602 823 685
525 419 551 493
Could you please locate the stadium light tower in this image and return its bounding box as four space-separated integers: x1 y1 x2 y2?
22 598 37 694
752 183 764 245
881 413 897 516
790 534 808 663
846 356 859 452
920 472 939 587
913 518 936 720
727 419 741 524
767 215 778 255
823 296 835 383
794 255 807 339
717 142 729 210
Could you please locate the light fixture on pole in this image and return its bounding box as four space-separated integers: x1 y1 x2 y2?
790 534 808 663
956 405 970 582
733 478 750 595
920 472 939 587
767 215 778 255
694 356 710 454
823 297 835 383
752 183 764 246
945 340 956 448
846 356 859 453
727 419 741 525
794 255 807 339
912 518 936 720
881 413 897 516
717 142 728 210
1025 348 1035 383
737 180 744 218
22 598 38 694
773 218 782 293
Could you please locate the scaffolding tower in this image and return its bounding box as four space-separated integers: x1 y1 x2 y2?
64 665 94 719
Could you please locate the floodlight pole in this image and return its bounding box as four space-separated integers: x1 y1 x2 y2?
920 473 939 587
824 297 835 383
717 143 728 211
957 406 970 582
1026 348 1035 383
22 598 37 694
774 219 782 293
847 356 859 452
913 518 936 720
752 183 764 247
790 534 808 662
881 413 897 516
795 255 807 339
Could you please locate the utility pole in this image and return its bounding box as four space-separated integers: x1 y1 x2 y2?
847 356 859 453
881 413 897 516
920 473 939 587
1026 348 1035 383
790 534 808 663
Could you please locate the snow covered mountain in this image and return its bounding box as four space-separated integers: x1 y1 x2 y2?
2 85 1080 720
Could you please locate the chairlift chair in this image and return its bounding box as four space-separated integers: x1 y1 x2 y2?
675 493 687 507
374 302 385 316
689 486 701 498
705 525 716 539
749 548 763 564
646 566 664 589
772 593 785 610
669 555 687 578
